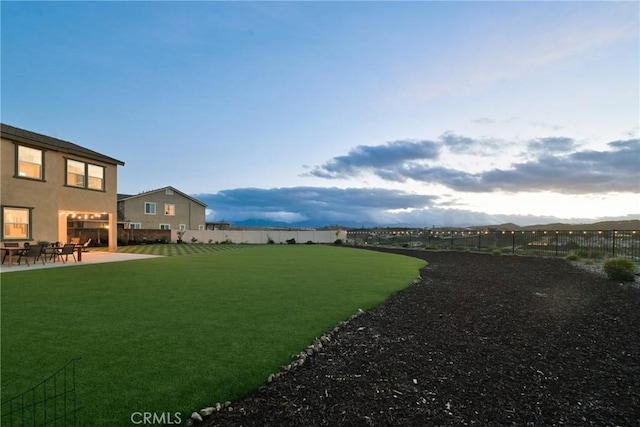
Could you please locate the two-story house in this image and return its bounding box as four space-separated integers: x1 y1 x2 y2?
117 187 207 232
1 123 124 251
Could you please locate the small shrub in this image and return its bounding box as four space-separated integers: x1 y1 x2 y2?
565 252 581 261
286 238 296 245
334 239 343 245
267 238 275 244
603 258 636 281
492 248 502 256
585 259 595 265
190 237 198 243
305 240 315 245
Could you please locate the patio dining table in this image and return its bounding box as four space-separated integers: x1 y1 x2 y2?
1 246 27 267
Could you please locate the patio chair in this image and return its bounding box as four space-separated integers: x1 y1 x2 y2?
58 243 77 263
18 244 46 266
2 242 21 264
44 242 62 262
82 238 92 252
70 237 81 245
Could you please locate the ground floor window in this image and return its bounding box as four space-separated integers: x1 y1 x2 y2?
159 224 170 230
2 206 31 239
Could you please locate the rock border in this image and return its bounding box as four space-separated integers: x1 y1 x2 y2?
184 276 423 426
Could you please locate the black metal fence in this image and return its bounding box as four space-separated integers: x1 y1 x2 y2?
347 229 640 260
1 358 81 426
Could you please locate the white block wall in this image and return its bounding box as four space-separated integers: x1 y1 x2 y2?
172 229 347 244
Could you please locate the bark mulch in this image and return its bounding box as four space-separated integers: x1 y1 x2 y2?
201 249 640 426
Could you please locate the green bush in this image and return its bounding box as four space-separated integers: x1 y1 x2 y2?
565 252 581 261
603 258 636 281
492 248 502 256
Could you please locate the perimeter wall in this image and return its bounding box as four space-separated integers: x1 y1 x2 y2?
172 229 346 245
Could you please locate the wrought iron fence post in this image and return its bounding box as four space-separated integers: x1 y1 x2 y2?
512 231 516 254
612 229 617 257
555 230 559 257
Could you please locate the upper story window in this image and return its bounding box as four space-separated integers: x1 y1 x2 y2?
66 159 105 190
87 164 104 190
67 160 85 187
164 204 175 216
17 145 43 180
2 207 31 240
144 202 156 215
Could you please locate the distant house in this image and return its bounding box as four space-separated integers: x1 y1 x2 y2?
117 186 207 231
0 123 124 251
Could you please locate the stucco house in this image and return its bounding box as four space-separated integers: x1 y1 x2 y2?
1 123 124 251
117 186 207 232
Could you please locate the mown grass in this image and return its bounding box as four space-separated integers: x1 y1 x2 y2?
91 242 243 256
1 245 425 426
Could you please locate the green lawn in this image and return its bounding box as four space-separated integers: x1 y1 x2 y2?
91 242 243 256
1 245 425 426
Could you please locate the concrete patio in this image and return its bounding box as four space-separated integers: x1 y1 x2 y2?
0 250 162 273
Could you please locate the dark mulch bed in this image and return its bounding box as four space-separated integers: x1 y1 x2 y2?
202 249 640 426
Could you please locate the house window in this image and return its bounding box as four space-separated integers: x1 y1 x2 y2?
164 204 175 216
2 207 31 239
87 164 104 190
165 188 174 195
17 146 43 179
179 224 186 231
66 159 86 187
66 159 105 190
130 223 142 229
198 225 204 230
159 224 170 230
144 202 156 215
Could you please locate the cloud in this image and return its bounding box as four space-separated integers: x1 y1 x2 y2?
527 137 576 154
397 4 638 102
193 186 637 228
481 139 639 193
471 117 496 125
308 139 440 179
194 187 440 226
312 136 640 194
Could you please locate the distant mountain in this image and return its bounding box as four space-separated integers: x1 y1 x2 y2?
221 215 639 230
518 219 640 231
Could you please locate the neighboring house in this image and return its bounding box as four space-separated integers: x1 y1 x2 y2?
117 186 207 231
1 123 124 251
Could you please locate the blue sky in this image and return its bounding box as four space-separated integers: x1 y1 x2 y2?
2 1 639 227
